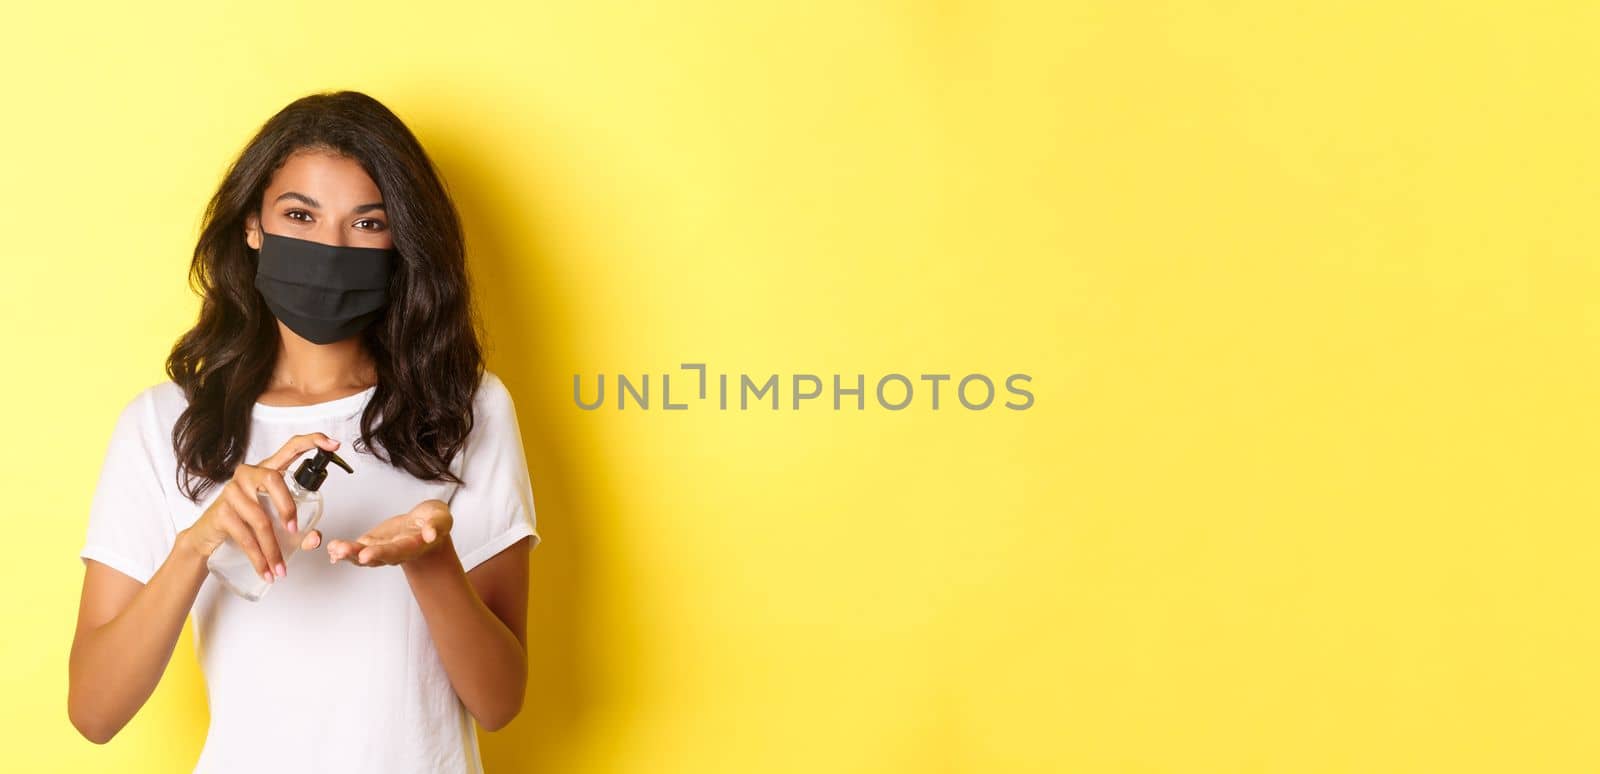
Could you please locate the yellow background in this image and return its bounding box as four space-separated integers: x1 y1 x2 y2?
1 2 1593 772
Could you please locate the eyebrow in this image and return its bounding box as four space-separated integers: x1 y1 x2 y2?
274 191 386 214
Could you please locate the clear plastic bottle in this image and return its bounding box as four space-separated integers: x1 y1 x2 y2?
207 448 354 601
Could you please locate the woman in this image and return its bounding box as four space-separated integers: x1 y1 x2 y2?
68 90 540 774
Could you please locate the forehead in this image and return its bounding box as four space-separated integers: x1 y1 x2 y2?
265 150 382 205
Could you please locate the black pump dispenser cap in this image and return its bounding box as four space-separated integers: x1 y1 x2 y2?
293 448 354 491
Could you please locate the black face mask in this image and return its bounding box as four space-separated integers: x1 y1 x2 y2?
253 228 397 345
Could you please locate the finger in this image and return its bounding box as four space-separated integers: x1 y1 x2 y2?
259 432 341 471
359 533 426 566
413 500 453 534
218 511 273 584
255 466 299 533
326 538 363 564
300 529 322 552
226 478 284 577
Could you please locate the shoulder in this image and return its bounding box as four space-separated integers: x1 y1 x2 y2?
451 370 528 475
102 381 186 467
461 370 527 453
471 369 517 417
111 380 188 434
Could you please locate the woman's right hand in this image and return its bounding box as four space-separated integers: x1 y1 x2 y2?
178 433 341 583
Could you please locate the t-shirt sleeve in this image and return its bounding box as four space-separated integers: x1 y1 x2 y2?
448 373 541 572
79 387 179 584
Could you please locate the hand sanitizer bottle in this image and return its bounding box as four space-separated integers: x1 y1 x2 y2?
207 448 354 601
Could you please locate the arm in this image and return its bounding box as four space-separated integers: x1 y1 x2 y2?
328 376 537 729
68 539 209 744
328 499 531 730
69 432 341 743
405 529 531 730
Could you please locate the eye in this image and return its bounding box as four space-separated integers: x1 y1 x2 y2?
356 218 388 231
284 209 312 222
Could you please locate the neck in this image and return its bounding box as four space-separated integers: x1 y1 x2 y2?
269 323 378 396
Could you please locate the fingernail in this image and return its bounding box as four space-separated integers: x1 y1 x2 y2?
261 570 273 584
287 519 298 533
274 562 286 577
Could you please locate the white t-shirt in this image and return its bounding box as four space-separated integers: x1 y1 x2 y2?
79 369 540 774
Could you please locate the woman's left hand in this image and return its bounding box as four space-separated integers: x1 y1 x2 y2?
326 499 454 567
